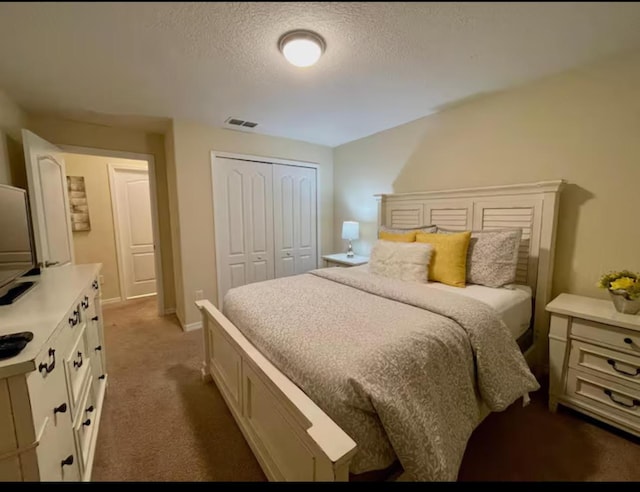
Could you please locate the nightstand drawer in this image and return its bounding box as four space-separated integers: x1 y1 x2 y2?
569 340 640 389
566 369 640 433
571 318 640 354
326 262 350 268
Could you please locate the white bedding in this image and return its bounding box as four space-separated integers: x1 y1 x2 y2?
424 282 532 339
353 265 532 339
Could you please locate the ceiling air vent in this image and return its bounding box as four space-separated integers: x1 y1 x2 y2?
224 117 259 130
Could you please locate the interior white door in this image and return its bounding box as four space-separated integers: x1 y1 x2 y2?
110 165 157 299
22 129 74 268
213 157 274 306
273 164 317 277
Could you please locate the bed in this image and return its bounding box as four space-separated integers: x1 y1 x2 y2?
196 180 565 481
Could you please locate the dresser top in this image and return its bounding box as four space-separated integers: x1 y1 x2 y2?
546 293 640 332
0 264 101 376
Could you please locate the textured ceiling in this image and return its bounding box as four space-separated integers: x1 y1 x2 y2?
1 2 640 146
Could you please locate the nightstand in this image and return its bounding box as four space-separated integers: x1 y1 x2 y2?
546 293 640 437
322 253 369 268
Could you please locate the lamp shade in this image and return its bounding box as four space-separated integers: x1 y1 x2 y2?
341 221 359 240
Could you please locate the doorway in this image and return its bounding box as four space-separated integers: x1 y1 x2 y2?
61 147 164 315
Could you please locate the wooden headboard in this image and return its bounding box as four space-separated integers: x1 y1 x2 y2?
376 180 565 368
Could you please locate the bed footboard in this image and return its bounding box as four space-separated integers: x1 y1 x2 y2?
195 300 357 482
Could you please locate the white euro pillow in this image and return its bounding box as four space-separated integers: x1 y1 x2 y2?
369 239 433 283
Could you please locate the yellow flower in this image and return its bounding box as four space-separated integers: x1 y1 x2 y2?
610 277 636 291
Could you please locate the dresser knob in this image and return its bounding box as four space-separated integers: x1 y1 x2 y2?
86 405 94 413
624 337 633 345
53 403 67 415
61 455 74 467
39 348 56 375
82 418 92 427
91 316 99 321
95 345 102 351
98 374 106 380
73 351 83 369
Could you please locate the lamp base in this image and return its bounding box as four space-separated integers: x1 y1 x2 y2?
346 240 354 258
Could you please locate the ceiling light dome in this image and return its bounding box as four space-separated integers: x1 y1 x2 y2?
278 30 326 68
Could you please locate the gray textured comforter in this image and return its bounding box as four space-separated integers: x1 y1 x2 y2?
222 267 539 480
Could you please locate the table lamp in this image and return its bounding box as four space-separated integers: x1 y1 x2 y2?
341 221 359 257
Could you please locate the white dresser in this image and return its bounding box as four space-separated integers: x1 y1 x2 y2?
547 293 640 437
0 264 107 481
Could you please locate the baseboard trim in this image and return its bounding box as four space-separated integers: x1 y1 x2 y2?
182 321 202 332
101 297 123 305
126 292 157 301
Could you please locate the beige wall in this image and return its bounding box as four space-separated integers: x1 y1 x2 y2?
28 115 176 311
334 50 640 301
164 121 185 321
64 153 147 301
0 88 27 187
170 120 334 326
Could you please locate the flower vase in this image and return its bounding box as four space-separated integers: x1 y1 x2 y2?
609 291 640 315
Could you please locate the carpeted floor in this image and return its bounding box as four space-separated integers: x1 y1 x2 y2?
93 296 640 481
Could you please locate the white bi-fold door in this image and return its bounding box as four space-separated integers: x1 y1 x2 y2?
213 158 276 305
273 164 317 278
213 157 317 306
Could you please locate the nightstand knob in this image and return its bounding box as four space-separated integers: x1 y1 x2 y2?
607 359 640 377
624 337 633 345
604 389 640 408
286 252 291 256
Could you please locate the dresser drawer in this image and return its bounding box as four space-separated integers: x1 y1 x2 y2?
571 318 640 354
73 378 97 475
63 325 91 415
27 331 70 438
35 410 80 481
569 340 640 389
566 369 640 434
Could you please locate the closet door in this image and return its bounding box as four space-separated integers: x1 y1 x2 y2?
273 164 317 278
213 158 274 305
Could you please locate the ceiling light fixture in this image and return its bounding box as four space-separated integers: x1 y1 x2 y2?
278 30 326 68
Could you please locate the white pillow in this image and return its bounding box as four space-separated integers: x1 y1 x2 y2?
369 240 433 283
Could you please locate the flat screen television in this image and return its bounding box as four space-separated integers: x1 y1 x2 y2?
0 184 37 303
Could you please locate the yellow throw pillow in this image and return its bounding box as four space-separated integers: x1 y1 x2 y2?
378 230 416 242
416 231 472 287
